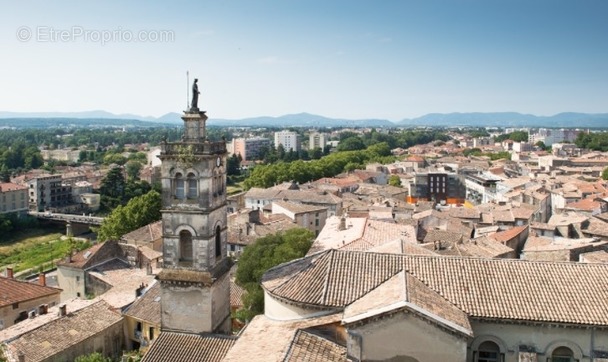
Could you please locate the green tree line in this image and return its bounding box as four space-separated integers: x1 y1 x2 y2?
242 142 395 189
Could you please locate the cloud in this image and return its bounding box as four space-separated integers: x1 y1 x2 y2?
379 37 392 43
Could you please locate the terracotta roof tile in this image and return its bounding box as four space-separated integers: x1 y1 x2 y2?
283 330 347 362
142 332 236 362
121 220 162 244
264 250 608 326
6 301 122 362
491 225 528 243
124 281 160 325
0 277 61 308
0 182 27 191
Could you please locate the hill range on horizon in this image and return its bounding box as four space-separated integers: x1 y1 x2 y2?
0 110 607 129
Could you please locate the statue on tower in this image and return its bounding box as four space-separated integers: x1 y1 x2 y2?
190 78 200 111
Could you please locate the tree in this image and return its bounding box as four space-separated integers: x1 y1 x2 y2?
97 190 161 241
227 154 241 176
100 167 127 211
602 167 608 181
309 147 323 160
125 160 143 181
337 137 365 151
388 175 402 187
74 352 112 362
235 228 314 321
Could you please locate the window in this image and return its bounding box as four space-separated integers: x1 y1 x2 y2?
149 326 155 340
551 347 575 362
175 173 185 199
179 230 193 265
215 225 222 258
187 173 197 198
477 341 500 362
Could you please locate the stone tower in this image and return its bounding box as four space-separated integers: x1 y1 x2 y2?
157 105 231 334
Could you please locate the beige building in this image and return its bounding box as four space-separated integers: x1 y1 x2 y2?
0 182 28 215
3 300 123 362
124 282 161 351
0 270 61 331
271 201 327 236
309 132 327 150
231 137 271 161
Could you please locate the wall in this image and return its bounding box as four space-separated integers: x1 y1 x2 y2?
0 293 60 330
160 282 213 333
85 273 113 298
46 319 124 362
348 311 468 362
124 315 159 350
264 291 335 321
57 266 86 301
469 320 608 361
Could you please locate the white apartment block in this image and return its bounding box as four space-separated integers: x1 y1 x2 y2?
274 131 300 152
528 128 582 146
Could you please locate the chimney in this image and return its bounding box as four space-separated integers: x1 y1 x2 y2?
59 304 67 317
18 353 25 362
39 273 46 287
39 304 49 315
6 267 13 279
339 216 346 231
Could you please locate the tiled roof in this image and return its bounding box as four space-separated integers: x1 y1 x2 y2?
121 220 162 244
230 281 246 309
56 242 105 269
263 249 608 326
0 182 27 192
423 229 463 245
492 209 515 223
491 225 528 243
142 332 237 362
343 270 471 335
565 198 603 211
6 301 122 362
310 217 416 255
124 281 160 325
283 330 347 362
224 314 342 362
0 277 61 308
273 200 327 214
0 298 97 342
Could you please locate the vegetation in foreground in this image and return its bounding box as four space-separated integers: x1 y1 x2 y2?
0 233 90 274
235 228 314 322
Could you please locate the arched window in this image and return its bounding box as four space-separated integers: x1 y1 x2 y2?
187 173 197 198
477 341 500 362
179 230 193 266
215 225 222 258
552 347 575 362
175 173 184 199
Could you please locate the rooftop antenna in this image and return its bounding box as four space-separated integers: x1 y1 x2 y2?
186 70 190 110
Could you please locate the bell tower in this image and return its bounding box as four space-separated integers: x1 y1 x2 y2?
157 90 231 334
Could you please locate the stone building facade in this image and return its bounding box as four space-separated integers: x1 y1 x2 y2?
157 109 231 335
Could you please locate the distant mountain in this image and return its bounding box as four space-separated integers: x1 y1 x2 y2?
399 112 608 128
0 117 162 129
1 110 607 128
208 112 394 128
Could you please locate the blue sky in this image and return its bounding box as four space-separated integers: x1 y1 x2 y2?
1 0 607 121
